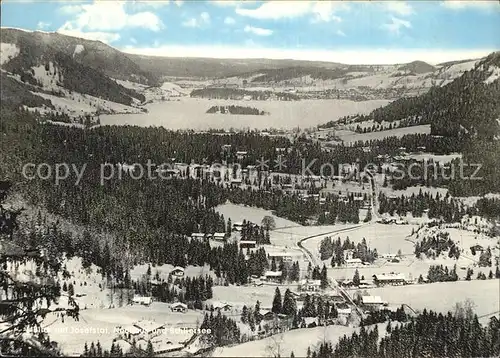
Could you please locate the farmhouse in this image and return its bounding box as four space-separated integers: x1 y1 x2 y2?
345 258 363 267
212 232 228 241
236 151 248 160
170 302 188 313
132 295 152 306
361 295 386 310
258 309 275 321
300 279 322 292
191 233 206 240
213 302 232 312
373 273 406 286
240 240 257 249
117 324 142 338
267 250 303 261
170 267 185 277
233 222 245 231
134 320 165 337
262 271 282 282
151 340 184 355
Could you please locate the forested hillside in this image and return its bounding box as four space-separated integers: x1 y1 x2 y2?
355 52 500 139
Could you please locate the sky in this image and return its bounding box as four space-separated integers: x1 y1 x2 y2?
1 0 499 64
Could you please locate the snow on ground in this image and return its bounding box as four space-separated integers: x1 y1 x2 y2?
403 153 462 163
484 66 500 84
114 79 148 91
130 263 216 281
379 185 449 198
0 43 20 65
213 323 387 357
100 97 390 130
337 125 431 145
215 202 299 228
211 284 301 310
35 90 143 117
73 44 84 57
365 280 499 318
43 302 203 356
31 63 63 91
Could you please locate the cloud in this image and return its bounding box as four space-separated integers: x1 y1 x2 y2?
244 25 273 36
383 1 414 16
235 1 347 21
441 1 499 11
224 17 236 25
56 1 163 44
37 21 51 30
174 0 184 6
182 12 211 28
121 45 495 65
382 16 411 35
212 1 256 7
57 2 164 33
128 0 170 10
336 29 346 37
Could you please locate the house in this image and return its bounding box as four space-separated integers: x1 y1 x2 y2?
361 295 386 309
372 273 406 286
303 317 318 328
267 251 303 262
233 222 245 231
134 320 165 337
171 302 188 313
258 309 275 321
191 233 206 240
236 151 248 160
213 302 232 312
240 240 257 249
151 340 184 355
170 267 185 277
212 232 228 241
132 296 152 306
262 271 282 283
230 178 242 186
116 324 142 338
345 258 363 267
336 303 352 316
300 279 322 292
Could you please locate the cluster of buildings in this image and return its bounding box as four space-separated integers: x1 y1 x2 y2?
114 319 193 355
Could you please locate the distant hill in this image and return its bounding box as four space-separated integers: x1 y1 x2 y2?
125 53 344 79
0 28 146 110
354 51 500 139
1 28 158 85
397 60 436 74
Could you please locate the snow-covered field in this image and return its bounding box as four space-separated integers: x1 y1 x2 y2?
365 280 499 318
215 202 299 228
213 323 387 357
100 97 390 130
337 125 431 144
0 42 20 65
43 303 203 356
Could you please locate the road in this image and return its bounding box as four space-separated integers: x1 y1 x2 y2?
292 224 371 318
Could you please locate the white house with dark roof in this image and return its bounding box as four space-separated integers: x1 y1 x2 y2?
171 302 188 313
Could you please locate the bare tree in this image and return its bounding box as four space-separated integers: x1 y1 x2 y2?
265 334 284 358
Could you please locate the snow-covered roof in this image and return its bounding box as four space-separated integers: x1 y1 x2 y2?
171 266 185 272
120 325 141 335
345 258 363 263
191 233 205 237
213 232 227 237
240 240 257 244
337 308 352 315
171 302 188 309
134 320 164 333
267 251 302 257
373 273 406 281
300 279 321 286
213 301 232 309
361 296 384 304
132 296 152 304
264 271 282 277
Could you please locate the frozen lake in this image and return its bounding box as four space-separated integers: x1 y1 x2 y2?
100 97 391 130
